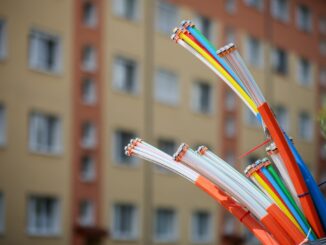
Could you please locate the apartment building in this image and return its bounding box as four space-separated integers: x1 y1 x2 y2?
0 0 325 245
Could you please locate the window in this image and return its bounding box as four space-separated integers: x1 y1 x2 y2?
113 0 138 20
245 36 263 68
113 203 138 240
154 208 177 242
79 200 95 226
244 107 259 127
244 0 264 10
271 0 289 22
114 130 136 165
29 112 62 154
320 40 326 56
29 30 61 73
154 69 179 106
82 45 97 72
156 139 176 173
320 18 326 35
80 156 96 182
194 16 213 41
156 0 178 34
225 0 236 14
0 20 7 59
191 81 213 114
272 48 288 75
223 213 235 235
81 122 96 149
191 211 212 243
297 5 312 32
27 196 60 236
297 57 312 86
321 68 326 86
275 105 289 131
0 105 6 146
225 26 236 43
225 116 236 138
83 2 98 27
0 193 4 234
113 57 138 94
82 78 97 105
225 91 236 111
298 112 313 140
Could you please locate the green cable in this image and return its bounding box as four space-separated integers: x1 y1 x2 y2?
267 164 317 239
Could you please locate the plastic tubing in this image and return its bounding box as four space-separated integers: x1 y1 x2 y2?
185 25 249 94
258 102 325 238
177 33 258 115
220 47 266 107
261 166 316 240
175 146 294 244
126 140 278 245
284 133 326 233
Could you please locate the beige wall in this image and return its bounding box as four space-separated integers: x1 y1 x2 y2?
0 0 73 244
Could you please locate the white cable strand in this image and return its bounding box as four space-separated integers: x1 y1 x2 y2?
177 39 257 116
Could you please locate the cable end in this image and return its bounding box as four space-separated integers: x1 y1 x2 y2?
174 143 189 162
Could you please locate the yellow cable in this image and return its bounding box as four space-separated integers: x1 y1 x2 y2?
252 172 305 234
179 33 258 114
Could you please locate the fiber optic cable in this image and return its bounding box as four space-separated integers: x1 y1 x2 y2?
260 160 316 240
125 139 278 245
176 144 305 244
174 31 258 115
284 133 326 233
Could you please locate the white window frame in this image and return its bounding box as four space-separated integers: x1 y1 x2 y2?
194 15 215 41
83 1 98 28
191 81 213 114
0 19 8 60
112 0 139 20
191 211 213 244
275 105 289 132
79 200 95 227
298 112 313 141
225 0 237 14
112 56 139 94
154 208 178 243
27 196 61 236
245 36 264 68
156 0 179 35
113 130 138 165
225 116 236 138
82 45 97 72
28 112 62 155
271 0 289 22
0 104 6 147
81 122 97 149
112 203 138 241
28 30 62 73
271 47 288 75
296 4 312 32
297 57 312 86
154 69 179 106
244 0 264 11
225 91 236 111
82 78 97 105
80 155 96 182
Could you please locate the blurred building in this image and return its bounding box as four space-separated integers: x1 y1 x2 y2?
0 0 325 245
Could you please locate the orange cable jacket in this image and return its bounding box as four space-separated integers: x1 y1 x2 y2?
258 103 325 238
267 203 305 244
196 176 279 245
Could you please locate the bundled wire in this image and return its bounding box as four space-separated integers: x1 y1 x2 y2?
124 139 278 245
171 20 325 238
175 144 305 244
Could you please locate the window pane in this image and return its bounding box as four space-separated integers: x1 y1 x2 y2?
156 0 178 34
154 69 179 105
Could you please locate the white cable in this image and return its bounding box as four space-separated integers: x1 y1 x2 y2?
177 39 257 116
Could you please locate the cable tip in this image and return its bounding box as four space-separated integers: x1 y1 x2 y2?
197 145 208 155
174 143 189 162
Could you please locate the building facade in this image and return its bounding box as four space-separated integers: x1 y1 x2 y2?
0 0 325 245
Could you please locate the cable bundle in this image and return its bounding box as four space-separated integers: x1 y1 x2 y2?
123 19 326 244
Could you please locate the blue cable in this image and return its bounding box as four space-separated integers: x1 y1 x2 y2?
284 133 326 233
261 167 315 240
186 26 249 95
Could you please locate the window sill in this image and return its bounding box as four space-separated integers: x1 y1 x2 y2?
111 235 139 242
29 67 62 77
112 15 140 24
154 238 178 243
112 89 140 97
191 239 212 244
27 232 61 238
28 149 63 158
